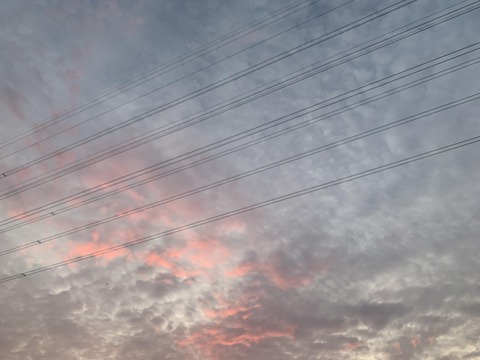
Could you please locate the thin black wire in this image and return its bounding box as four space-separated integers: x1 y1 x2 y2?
1 90 478 257
0 0 355 159
0 0 328 150
1 47 478 232
0 6 476 211
3 62 476 233
2 60 478 235
2 134 479 283
1 1 475 201
1 0 417 176
1 0 355 159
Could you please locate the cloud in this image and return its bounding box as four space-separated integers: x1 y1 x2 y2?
461 302 480 317
464 351 480 359
1 0 480 359
348 302 411 329
0 85 28 120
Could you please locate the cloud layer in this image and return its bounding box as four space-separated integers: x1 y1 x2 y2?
1 0 479 359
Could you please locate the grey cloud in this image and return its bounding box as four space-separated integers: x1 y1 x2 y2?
1 0 480 359
347 301 410 329
464 351 480 359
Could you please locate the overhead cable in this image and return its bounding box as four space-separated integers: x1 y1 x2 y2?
1 132 479 283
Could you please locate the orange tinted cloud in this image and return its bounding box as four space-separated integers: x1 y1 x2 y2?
146 251 200 279
203 292 261 320
145 231 230 280
65 229 133 262
177 287 297 359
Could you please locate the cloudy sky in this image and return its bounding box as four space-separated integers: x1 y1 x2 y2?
0 0 479 359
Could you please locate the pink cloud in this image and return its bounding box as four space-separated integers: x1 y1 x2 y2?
53 150 77 169
63 229 135 263
410 336 421 348
203 292 261 320
5 208 31 222
178 323 296 360
344 341 364 351
176 287 298 359
145 231 231 280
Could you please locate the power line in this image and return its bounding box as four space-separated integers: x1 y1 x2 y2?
1 46 478 232
0 0 417 177
1 1 475 201
0 0 354 158
1 90 478 256
0 0 330 150
2 133 479 283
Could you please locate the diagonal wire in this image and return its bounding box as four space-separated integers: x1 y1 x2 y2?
0 0 333 150
1 133 479 283
1 90 478 256
0 0 355 158
0 0 417 176
1 0 476 201
1 46 478 232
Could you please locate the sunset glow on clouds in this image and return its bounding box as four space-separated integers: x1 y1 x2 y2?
1 0 480 359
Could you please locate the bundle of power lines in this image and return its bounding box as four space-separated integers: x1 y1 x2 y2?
1 0 479 284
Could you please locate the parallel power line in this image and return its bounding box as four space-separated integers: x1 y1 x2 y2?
1 90 478 257
0 0 417 177
1 45 478 232
0 0 355 159
1 134 479 283
1 1 477 201
0 0 333 150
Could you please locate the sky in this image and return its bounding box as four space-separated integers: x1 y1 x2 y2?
0 0 479 359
